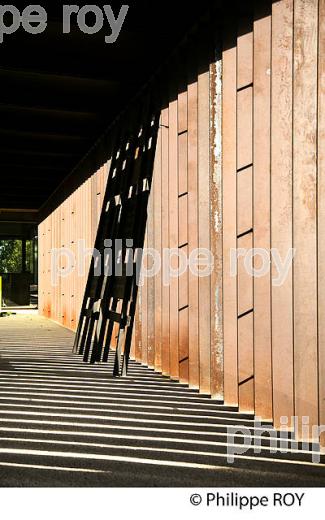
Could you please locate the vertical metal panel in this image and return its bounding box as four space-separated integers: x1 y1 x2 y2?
318 0 325 448
237 233 253 316
237 17 253 90
187 72 200 389
141 227 148 366
253 1 273 421
147 175 155 369
198 59 211 394
236 12 254 413
222 19 238 406
130 323 136 360
271 0 294 430
178 80 189 384
293 0 319 440
70 190 77 330
238 312 254 411
178 196 188 254
134 278 142 362
210 52 223 400
168 83 179 380
38 221 43 315
237 87 253 171
161 105 170 376
179 306 189 383
153 121 162 371
237 166 253 236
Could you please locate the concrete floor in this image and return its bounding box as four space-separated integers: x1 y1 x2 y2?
0 314 325 487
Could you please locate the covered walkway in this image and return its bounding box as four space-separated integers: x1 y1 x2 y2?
0 315 324 487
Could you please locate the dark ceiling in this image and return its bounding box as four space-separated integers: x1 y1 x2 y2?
0 0 213 211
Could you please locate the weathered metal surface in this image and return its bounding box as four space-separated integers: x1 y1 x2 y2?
153 119 162 372
178 69 189 385
198 53 211 395
38 2 325 446
161 105 170 376
253 1 272 421
271 0 294 431
293 0 319 441
168 78 179 381
238 312 254 412
222 15 238 407
318 0 325 449
187 64 200 390
210 47 223 400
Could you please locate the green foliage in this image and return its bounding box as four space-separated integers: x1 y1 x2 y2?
26 240 34 273
0 240 22 273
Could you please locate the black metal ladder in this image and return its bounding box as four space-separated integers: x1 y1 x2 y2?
73 94 160 376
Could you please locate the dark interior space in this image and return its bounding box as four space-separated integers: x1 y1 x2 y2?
0 0 217 211
0 0 259 214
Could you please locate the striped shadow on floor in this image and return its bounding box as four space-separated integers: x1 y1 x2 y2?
0 315 324 487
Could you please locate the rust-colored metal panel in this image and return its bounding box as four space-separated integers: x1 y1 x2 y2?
239 379 254 414
147 176 155 369
210 53 223 400
271 0 294 431
237 8 254 376
178 133 188 198
198 62 211 395
161 105 170 376
238 314 254 382
178 244 189 311
64 200 70 327
293 0 319 441
238 312 254 412
237 17 253 90
134 282 142 362
178 83 188 197
178 195 188 253
253 1 273 421
130 324 136 360
38 221 43 315
178 84 188 135
179 306 189 383
70 190 77 330
237 87 253 171
141 228 148 366
222 22 238 406
237 166 252 236
237 233 253 316
318 0 325 448
178 194 188 321
168 87 179 380
154 122 162 371
187 75 199 389
178 83 189 383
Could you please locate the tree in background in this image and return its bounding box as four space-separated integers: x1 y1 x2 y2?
0 240 22 273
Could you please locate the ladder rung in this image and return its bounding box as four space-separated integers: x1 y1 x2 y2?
83 309 100 319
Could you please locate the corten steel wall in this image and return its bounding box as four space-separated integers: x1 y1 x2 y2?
131 48 223 397
39 165 109 330
39 0 325 442
222 0 325 442
38 22 223 396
